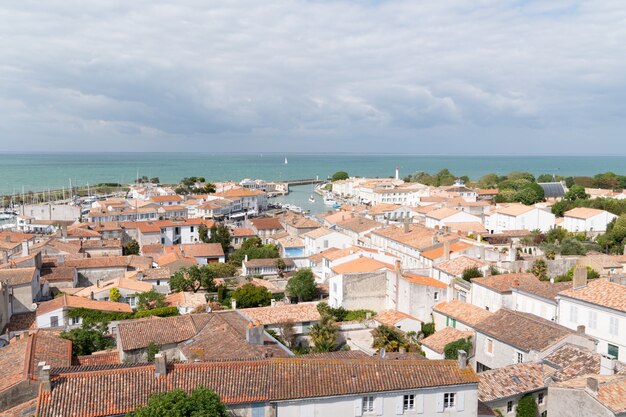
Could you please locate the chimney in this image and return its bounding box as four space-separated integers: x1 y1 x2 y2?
577 325 586 335
457 350 467 369
40 365 51 392
380 348 386 358
61 224 68 240
351 211 355 218
21 241 29 257
37 361 46 380
231 299 237 310
399 347 406 354
154 353 167 378
244 254 248 263
479 246 485 260
246 321 264 345
600 354 618 375
573 266 588 289
3 235 10 242
270 299 276 307
90 291 94 300
404 221 410 234
508 244 516 262
443 240 451 261
585 377 598 396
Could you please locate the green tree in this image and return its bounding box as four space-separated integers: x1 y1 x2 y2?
286 268 317 302
435 169 456 186
205 262 236 278
371 324 415 352
309 314 340 352
150 177 160 184
331 171 349 181
564 184 589 201
530 259 548 281
128 387 228 417
170 265 216 293
136 289 167 311
515 394 538 417
597 215 626 254
230 283 272 308
462 266 483 281
275 259 286 278
109 287 121 302
60 328 114 356
198 223 210 243
514 182 545 205
123 239 140 256
443 337 473 360
146 342 160 362
229 237 279 265
208 223 231 255
559 237 587 256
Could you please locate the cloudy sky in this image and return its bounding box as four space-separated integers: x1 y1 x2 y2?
1 0 625 154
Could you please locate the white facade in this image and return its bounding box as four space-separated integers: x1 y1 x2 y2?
304 230 353 256
425 212 482 230
36 307 80 329
563 210 618 233
274 384 478 417
513 289 557 322
484 207 555 233
471 284 510 313
557 298 625 361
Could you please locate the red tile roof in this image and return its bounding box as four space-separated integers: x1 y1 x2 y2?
36 358 479 417
36 295 133 316
401 273 448 289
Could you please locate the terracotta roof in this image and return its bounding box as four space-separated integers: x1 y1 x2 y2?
6 312 37 333
231 228 256 237
544 344 626 382
64 256 149 270
165 292 207 309
336 216 382 234
435 256 488 276
80 239 122 249
331 257 393 274
372 224 455 251
239 303 321 325
302 227 334 239
141 243 164 255
492 203 535 216
557 278 626 313
471 273 538 294
552 374 626 414
150 195 183 202
276 235 304 248
0 267 36 286
474 309 574 352
36 359 479 417
511 280 572 303
73 351 120 366
421 241 475 261
250 217 283 231
374 310 420 327
0 336 28 392
564 207 609 220
478 189 499 195
117 314 210 351
36 295 133 316
401 273 448 289
426 207 464 220
0 398 37 417
40 267 76 283
433 300 494 327
444 222 488 234
181 243 224 258
73 277 153 298
243 258 295 269
0 231 34 243
421 327 473 354
478 362 556 402
27 330 73 380
280 212 321 229
214 187 265 197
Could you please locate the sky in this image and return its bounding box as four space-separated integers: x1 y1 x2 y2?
1 0 625 154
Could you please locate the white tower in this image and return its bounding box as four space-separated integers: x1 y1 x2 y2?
395 165 399 180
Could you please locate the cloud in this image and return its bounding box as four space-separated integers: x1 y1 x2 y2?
0 0 625 153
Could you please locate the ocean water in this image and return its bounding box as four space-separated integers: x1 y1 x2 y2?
0 152 625 195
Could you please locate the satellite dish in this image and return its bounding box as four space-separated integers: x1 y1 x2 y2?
31 303 38 310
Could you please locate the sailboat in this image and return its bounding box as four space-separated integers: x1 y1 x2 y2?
308 195 315 203
284 157 288 165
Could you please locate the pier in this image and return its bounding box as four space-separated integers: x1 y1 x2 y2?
284 178 324 186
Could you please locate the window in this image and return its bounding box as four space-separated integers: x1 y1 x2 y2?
127 296 137 308
609 317 619 336
570 305 578 323
190 226 194 233
434 291 440 301
608 344 619 359
403 394 415 411
588 311 597 330
507 401 513 413
541 412 547 417
538 393 544 405
485 338 494 355
476 362 491 373
362 396 374 413
516 351 524 363
443 393 455 409
50 316 59 327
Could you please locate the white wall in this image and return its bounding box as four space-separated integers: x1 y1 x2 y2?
563 212 617 233
470 285 504 312
513 291 557 322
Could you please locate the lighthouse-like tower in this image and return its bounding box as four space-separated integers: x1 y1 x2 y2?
395 165 399 180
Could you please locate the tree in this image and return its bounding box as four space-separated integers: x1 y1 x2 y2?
286 268 317 302
277 320 296 348
128 387 228 417
123 239 140 256
170 265 216 293
146 342 160 362
136 289 167 311
331 171 349 181
109 287 121 302
515 394 538 417
230 283 272 308
205 262 236 278
150 177 160 184
530 259 548 281
514 182 545 205
229 237 279 266
309 314 339 352
208 224 231 255
371 324 414 352
443 337 472 360
61 328 114 356
559 237 587 256
597 214 626 254
198 223 210 243
462 266 483 281
564 184 589 201
275 259 286 278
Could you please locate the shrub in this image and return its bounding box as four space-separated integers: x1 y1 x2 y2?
515 394 538 417
443 337 472 360
146 342 160 362
462 266 483 281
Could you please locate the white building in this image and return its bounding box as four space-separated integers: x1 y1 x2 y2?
35 294 133 328
302 227 352 256
425 208 482 230
484 203 555 233
562 208 618 233
556 276 626 361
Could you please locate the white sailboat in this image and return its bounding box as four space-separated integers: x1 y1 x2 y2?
308 195 315 203
284 157 288 165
